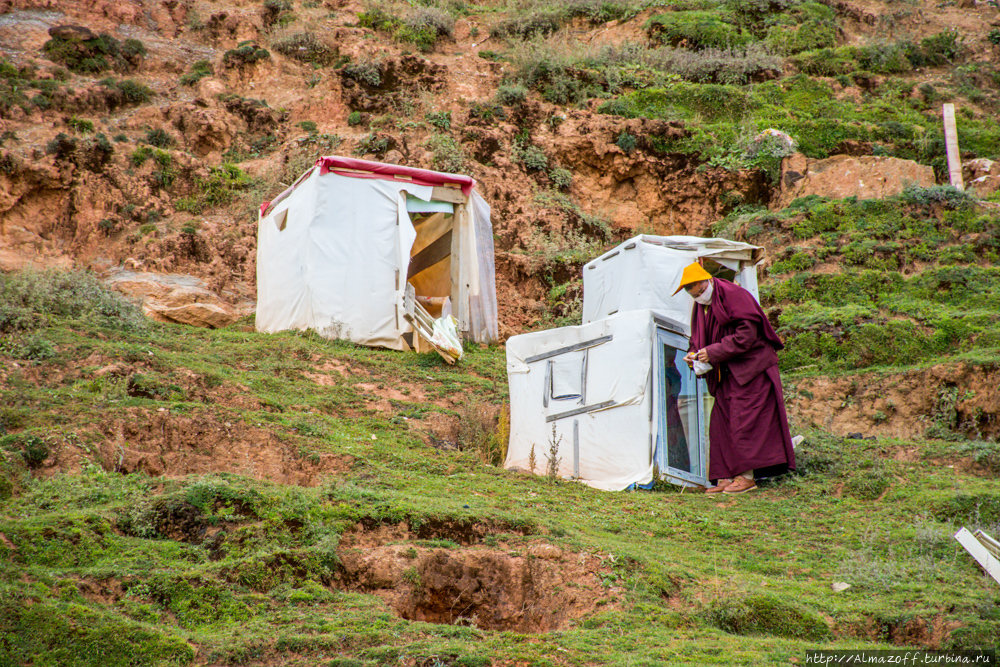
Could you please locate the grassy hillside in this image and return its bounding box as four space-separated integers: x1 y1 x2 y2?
2 268 1000 666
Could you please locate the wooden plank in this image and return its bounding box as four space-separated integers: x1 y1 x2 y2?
407 230 452 279
545 400 616 423
431 187 467 204
943 103 965 191
524 335 613 364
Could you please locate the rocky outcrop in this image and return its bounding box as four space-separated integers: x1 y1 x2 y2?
104 271 252 329
963 158 1000 196
772 153 936 210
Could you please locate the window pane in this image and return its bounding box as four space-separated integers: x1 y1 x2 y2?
661 344 702 478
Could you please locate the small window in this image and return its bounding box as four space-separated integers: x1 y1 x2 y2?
548 350 586 402
273 208 288 232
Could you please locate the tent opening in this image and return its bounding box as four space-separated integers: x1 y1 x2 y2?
701 257 737 282
655 327 710 486
406 195 455 320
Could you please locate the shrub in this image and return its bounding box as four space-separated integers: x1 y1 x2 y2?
549 166 572 190
645 12 749 51
297 120 317 133
271 32 336 64
512 139 548 170
764 21 836 56
646 43 782 85
223 42 271 68
143 129 174 148
0 433 49 468
489 12 561 40
467 101 505 122
425 111 451 130
707 594 830 640
347 111 363 126
495 83 527 106
45 133 77 158
198 163 254 207
42 33 123 74
900 185 975 211
342 59 382 87
912 30 963 67
179 59 213 86
616 131 637 153
405 6 455 38
989 28 1000 47
130 146 154 166
68 117 94 134
426 134 466 173
122 38 147 60
101 78 154 105
353 133 390 156
0 268 147 334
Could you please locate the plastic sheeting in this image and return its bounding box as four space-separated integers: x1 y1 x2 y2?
256 158 498 349
467 191 499 344
505 310 657 491
582 235 763 325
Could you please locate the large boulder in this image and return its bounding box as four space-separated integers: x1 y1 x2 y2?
772 153 936 210
104 271 249 329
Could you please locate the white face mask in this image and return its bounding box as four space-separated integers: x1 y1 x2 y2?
692 281 714 305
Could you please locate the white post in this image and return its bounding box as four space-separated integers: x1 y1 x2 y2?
942 103 964 191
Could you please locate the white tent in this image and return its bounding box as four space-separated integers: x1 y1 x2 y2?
256 157 498 353
505 235 764 491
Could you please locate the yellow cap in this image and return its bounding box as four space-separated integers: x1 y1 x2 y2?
672 262 712 296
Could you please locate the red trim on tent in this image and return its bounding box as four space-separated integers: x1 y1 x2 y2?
315 156 475 196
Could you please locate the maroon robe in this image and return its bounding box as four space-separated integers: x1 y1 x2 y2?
689 278 795 482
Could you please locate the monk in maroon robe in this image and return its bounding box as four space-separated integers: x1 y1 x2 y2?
675 264 795 494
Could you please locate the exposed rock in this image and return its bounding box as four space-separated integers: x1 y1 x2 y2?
963 158 1000 196
772 153 936 210
104 271 250 329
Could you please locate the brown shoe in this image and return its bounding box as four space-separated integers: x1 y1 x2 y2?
705 478 733 494
723 477 757 494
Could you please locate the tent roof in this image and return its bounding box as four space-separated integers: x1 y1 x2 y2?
260 156 477 218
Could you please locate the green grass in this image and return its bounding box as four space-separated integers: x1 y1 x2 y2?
1 269 999 665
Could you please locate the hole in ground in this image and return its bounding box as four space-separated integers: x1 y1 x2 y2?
336 540 617 633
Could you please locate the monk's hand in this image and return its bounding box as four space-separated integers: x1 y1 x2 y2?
696 349 710 363
683 352 696 367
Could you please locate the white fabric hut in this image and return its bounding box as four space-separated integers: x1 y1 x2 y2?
256 157 498 353
504 235 765 491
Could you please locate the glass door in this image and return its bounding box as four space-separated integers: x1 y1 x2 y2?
654 328 708 486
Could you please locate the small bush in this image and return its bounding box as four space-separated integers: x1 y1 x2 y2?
342 59 382 87
495 83 527 106
900 185 975 211
426 134 466 173
43 33 123 74
179 59 213 86
646 12 749 51
130 146 154 166
549 166 572 190
45 133 77 158
143 128 174 148
707 594 830 640
0 433 49 468
223 42 271 68
425 111 451 131
347 111 363 126
0 268 148 334
406 6 455 38
68 117 94 134
616 131 637 154
297 120 317 133
353 133 390 156
467 101 505 122
490 12 561 40
513 140 548 170
271 32 336 64
102 78 154 105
